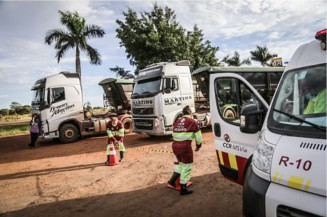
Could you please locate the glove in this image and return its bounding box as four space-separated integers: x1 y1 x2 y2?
195 144 202 152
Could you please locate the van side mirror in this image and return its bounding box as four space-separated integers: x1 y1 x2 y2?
240 104 264 134
164 78 172 94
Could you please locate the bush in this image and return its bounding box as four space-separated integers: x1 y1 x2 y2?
9 109 16 115
0 109 9 116
15 106 31 115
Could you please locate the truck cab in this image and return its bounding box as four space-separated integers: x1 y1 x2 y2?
31 72 84 143
131 60 197 135
31 72 134 143
210 29 326 216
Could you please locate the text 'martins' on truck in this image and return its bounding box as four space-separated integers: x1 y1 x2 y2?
210 29 326 217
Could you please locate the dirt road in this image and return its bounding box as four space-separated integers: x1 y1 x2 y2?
0 129 242 217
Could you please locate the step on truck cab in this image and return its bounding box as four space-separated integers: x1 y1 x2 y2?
210 29 326 216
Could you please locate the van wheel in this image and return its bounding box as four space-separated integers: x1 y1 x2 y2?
224 109 235 119
59 124 79 143
122 118 133 134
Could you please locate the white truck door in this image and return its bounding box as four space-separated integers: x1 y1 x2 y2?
209 73 269 185
162 77 183 127
180 75 194 109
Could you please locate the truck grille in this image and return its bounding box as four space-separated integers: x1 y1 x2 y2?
277 205 321 217
132 108 154 115
134 119 153 130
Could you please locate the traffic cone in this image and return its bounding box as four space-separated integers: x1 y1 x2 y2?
106 144 118 166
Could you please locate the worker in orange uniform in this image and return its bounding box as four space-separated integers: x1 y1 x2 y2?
167 105 203 195
105 117 125 164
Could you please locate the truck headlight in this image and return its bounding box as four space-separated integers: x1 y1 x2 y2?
252 130 275 174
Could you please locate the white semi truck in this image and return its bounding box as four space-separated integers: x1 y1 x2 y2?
31 72 134 143
210 29 326 216
131 60 211 136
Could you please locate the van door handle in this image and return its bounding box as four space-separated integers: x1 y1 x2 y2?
214 123 221 137
177 103 181 106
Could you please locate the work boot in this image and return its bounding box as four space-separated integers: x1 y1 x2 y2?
167 172 180 188
180 184 193 195
105 155 109 165
119 151 125 162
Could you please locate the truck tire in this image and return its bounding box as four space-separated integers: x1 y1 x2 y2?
122 118 133 134
59 124 79 143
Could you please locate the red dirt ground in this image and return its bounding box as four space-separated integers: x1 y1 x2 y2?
0 129 242 217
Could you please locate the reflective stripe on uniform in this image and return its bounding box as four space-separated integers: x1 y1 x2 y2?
194 130 202 145
116 128 124 137
107 129 114 138
118 142 125 152
172 132 194 141
173 155 181 173
179 162 192 184
111 128 124 137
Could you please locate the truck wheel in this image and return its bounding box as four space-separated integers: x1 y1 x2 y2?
224 109 235 119
122 118 133 134
59 124 79 143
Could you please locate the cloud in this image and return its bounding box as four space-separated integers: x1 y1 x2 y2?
0 0 325 109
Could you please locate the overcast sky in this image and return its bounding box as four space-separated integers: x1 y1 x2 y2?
0 0 325 109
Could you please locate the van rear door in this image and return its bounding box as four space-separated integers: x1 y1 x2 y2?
209 73 268 185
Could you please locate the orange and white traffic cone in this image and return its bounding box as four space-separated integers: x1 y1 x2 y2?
106 144 118 166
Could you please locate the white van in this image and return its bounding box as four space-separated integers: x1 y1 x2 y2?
210 29 326 216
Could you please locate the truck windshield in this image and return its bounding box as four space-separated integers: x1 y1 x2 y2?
270 64 326 134
32 88 45 103
133 77 161 96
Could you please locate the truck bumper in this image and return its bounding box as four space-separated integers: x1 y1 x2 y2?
133 117 172 136
243 166 269 217
265 180 326 217
243 166 326 217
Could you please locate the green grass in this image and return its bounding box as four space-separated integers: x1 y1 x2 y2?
0 124 30 137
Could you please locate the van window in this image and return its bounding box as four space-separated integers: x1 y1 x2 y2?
52 87 65 103
215 78 262 125
272 65 326 129
241 72 268 102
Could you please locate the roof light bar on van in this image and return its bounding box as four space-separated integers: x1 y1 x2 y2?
315 29 326 50
315 29 326 41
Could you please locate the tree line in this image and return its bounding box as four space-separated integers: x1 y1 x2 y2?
45 3 281 80
0 102 31 116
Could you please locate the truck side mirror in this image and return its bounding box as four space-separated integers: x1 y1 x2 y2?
46 88 51 106
164 78 172 94
240 104 264 134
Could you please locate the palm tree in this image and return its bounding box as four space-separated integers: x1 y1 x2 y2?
45 10 105 77
222 51 251 66
109 66 134 79
250 45 277 66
